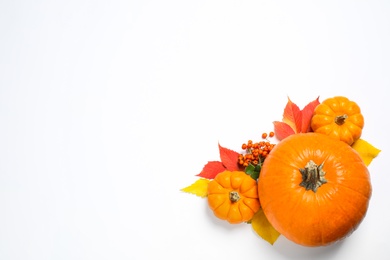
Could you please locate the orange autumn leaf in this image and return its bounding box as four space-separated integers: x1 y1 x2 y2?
274 97 320 140
273 121 296 141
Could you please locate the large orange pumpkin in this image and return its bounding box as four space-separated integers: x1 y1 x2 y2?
258 133 371 246
208 171 260 224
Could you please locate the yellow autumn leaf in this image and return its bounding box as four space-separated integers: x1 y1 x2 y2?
352 139 381 166
181 178 210 198
251 208 280 245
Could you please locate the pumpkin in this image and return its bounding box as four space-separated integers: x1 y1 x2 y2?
311 96 364 145
258 133 371 246
208 170 260 224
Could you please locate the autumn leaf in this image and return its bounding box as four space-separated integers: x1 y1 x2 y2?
181 179 210 198
218 143 242 171
251 209 280 245
273 121 295 141
301 97 320 132
274 97 320 141
197 161 226 179
352 139 381 166
282 97 302 133
196 144 242 179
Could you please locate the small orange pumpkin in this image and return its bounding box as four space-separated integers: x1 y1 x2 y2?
311 96 364 145
259 133 371 246
208 171 260 224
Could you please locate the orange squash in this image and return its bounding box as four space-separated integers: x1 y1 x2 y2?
208 171 260 224
258 133 371 246
311 96 364 145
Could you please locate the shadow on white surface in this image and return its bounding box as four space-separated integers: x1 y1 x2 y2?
271 235 345 259
203 197 246 231
204 194 348 260
204 197 347 259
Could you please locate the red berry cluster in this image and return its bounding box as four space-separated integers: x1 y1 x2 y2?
238 132 276 167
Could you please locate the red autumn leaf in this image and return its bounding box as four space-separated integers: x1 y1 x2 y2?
274 97 321 140
282 98 302 133
301 97 320 132
218 143 241 171
273 121 296 140
196 161 226 179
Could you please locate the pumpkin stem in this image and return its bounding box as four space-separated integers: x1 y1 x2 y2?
335 114 348 125
229 191 240 202
299 160 327 192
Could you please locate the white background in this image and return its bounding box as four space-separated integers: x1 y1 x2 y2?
1 1 389 259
